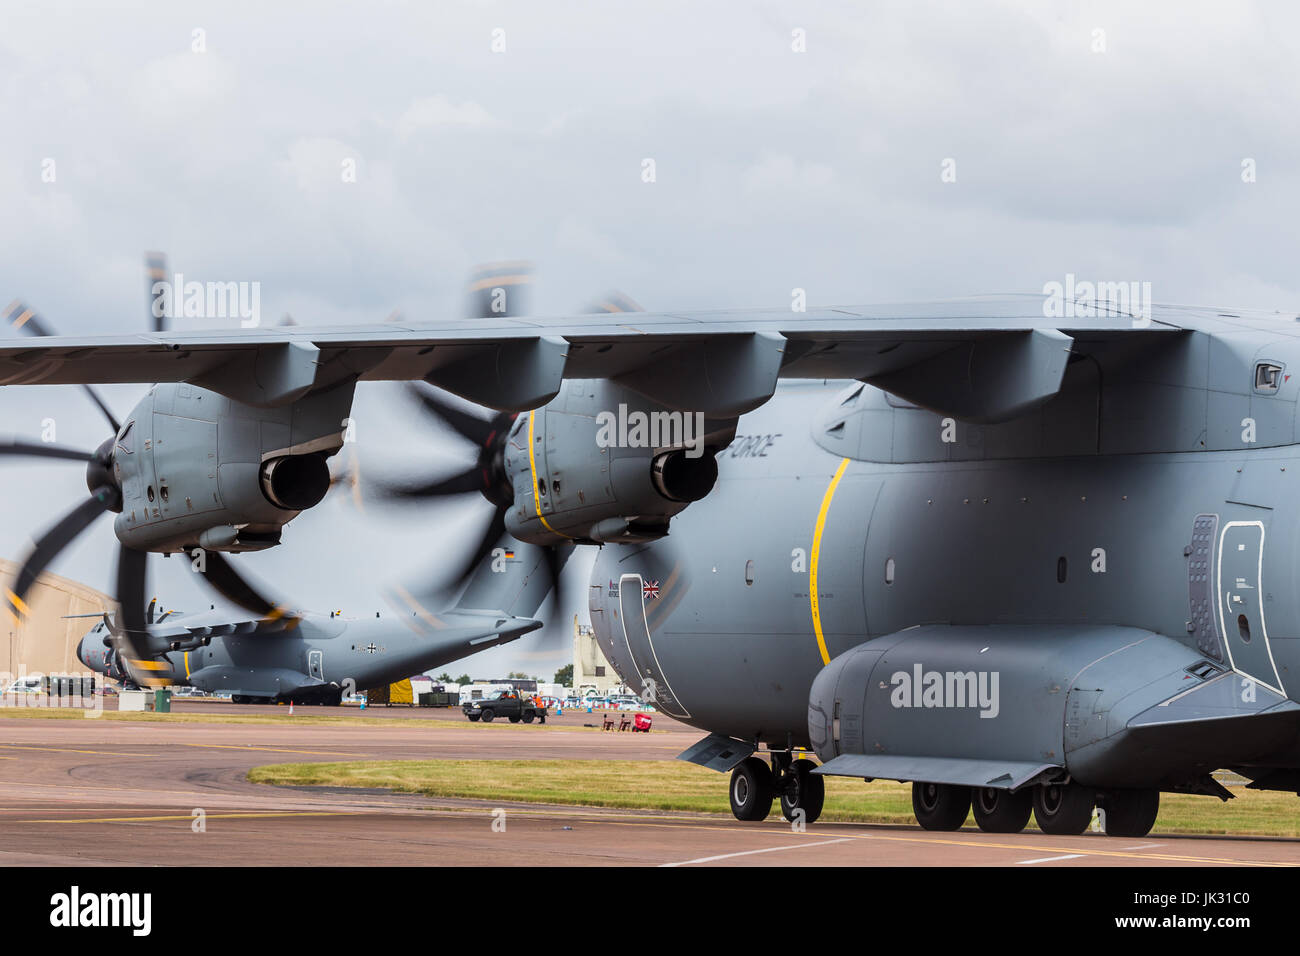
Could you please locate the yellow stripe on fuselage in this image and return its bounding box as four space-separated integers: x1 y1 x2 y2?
810 458 851 666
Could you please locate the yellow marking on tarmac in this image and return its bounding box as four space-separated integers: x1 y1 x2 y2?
179 743 360 757
0 744 152 757
527 411 569 537
585 818 1297 867
810 457 850 665
18 810 356 824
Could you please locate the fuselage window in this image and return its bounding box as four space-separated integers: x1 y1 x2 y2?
1238 614 1251 643
1057 556 1068 583
885 557 895 584
744 560 755 586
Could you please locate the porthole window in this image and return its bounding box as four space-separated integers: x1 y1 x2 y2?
1057 556 1068 583
885 557 896 585
1238 614 1251 643
147 486 155 502
744 560 755 586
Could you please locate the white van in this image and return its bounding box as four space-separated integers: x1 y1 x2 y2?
1 676 44 696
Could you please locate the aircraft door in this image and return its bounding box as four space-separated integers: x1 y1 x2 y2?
1217 521 1284 695
618 573 689 718
307 649 324 681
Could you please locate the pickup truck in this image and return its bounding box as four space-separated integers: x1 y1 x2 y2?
463 689 545 724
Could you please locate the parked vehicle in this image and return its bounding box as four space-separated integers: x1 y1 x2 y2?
462 688 545 724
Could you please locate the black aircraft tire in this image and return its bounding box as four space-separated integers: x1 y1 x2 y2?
1102 789 1160 838
779 759 825 824
1033 782 1095 835
480 709 494 723
729 757 775 822
971 786 1033 833
912 782 971 831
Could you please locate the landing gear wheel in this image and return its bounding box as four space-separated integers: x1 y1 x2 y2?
729 756 775 822
509 715 520 723
779 759 825 825
522 713 535 723
1101 789 1160 838
1033 782 1095 835
479 709 494 723
912 782 971 831
971 787 1033 833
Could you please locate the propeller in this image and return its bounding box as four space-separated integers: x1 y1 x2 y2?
3 256 302 680
370 266 643 634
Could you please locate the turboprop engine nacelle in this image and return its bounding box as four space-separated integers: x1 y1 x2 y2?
109 382 354 554
501 380 734 545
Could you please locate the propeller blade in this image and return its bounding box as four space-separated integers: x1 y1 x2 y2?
200 551 296 623
6 493 110 617
543 543 567 629
0 438 95 462
144 251 169 333
4 300 122 433
115 542 148 641
465 261 534 319
406 383 496 445
447 506 509 594
371 465 485 501
112 543 171 686
584 291 644 314
146 597 157 625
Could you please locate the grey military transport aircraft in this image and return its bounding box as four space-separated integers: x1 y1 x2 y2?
5 282 1300 840
70 557 546 703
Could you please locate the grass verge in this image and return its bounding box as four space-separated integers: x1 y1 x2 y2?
248 758 1300 835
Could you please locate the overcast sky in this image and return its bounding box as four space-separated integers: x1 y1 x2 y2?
3 1 1299 677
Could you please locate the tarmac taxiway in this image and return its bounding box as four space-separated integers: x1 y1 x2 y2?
1 701 1298 867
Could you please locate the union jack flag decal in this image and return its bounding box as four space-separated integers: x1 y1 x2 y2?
642 579 661 600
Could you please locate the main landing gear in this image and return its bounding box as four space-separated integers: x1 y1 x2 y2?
911 781 1160 838
728 754 825 824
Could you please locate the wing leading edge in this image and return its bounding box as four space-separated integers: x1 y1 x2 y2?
0 294 1194 421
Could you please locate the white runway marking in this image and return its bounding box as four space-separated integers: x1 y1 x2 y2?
660 837 851 867
1015 853 1084 865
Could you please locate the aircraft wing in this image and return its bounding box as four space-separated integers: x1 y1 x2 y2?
0 294 1191 421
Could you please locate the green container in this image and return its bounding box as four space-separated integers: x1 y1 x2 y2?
153 689 172 713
